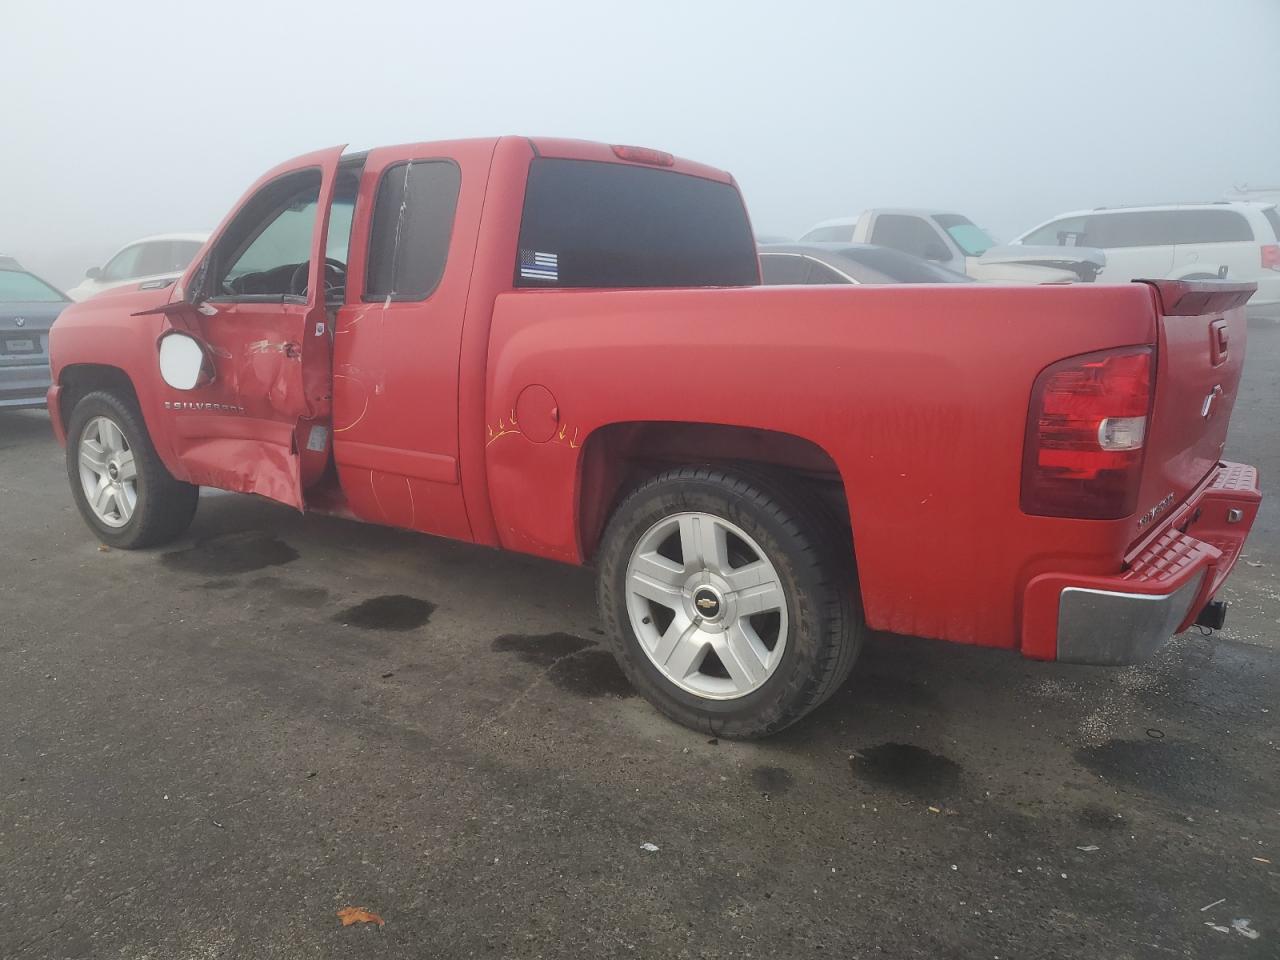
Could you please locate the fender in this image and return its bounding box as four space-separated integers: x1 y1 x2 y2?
49 283 191 480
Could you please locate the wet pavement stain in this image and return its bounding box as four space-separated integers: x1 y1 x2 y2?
750 765 794 795
491 632 595 666
1074 739 1227 807
250 576 329 609
549 650 634 699
492 633 635 699
850 743 962 797
333 595 435 631
162 533 299 576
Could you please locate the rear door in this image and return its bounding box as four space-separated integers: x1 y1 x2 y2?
1168 208 1256 279
1086 211 1176 280
1127 279 1253 545
164 147 345 508
329 139 489 539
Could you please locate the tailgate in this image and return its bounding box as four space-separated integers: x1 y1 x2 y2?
1128 280 1253 546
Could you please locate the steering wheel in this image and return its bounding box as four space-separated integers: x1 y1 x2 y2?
289 258 347 297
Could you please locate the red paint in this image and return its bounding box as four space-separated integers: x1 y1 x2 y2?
46 137 1262 662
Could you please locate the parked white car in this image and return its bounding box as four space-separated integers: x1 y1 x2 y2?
1013 202 1280 320
801 209 1105 283
66 233 209 301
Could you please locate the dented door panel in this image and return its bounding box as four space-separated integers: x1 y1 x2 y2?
163 146 345 509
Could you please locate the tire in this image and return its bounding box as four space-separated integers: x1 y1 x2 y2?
65 390 199 549
596 465 863 739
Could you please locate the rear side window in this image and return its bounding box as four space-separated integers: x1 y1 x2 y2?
515 158 757 288
1263 207 1280 242
366 160 461 301
759 254 811 285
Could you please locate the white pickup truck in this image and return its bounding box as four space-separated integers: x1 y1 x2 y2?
801 208 1105 283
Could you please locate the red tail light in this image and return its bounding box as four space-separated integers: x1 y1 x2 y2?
1021 346 1154 519
611 144 675 167
1261 244 1280 271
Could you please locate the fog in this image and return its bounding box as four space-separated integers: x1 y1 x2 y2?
4 0 1278 289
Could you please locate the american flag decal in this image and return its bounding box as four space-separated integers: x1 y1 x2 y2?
520 249 559 281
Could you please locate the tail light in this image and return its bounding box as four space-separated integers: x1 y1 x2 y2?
1021 346 1153 519
1261 244 1280 271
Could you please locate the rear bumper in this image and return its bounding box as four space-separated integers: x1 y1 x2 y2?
0 363 53 409
1022 461 1262 665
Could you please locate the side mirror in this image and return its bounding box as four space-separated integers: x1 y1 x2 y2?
85 266 103 281
158 331 214 390
923 243 951 262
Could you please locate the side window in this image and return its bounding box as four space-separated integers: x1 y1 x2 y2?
101 244 145 282
209 168 322 299
1023 217 1088 246
800 225 854 242
135 241 179 277
759 254 811 285
365 160 461 301
869 215 946 259
805 260 853 284
168 241 204 273
1170 209 1253 244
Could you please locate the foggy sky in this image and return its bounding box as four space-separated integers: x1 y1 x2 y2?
4 0 1278 289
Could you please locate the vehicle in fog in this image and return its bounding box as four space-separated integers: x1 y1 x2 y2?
759 242 971 285
1014 201 1280 321
46 137 1261 738
0 264 66 408
67 233 209 302
801 209 1105 283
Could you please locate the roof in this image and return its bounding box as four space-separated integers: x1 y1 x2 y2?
1046 200 1277 218
116 232 211 245
806 209 965 230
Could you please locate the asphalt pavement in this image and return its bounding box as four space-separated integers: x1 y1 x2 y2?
1 324 1277 959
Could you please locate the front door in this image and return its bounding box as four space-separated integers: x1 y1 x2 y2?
163 147 346 508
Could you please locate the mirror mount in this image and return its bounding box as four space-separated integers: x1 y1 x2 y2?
157 330 215 391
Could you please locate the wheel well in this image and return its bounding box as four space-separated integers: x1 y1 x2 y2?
59 364 139 427
578 422 849 560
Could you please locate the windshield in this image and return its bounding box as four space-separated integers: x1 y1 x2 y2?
933 214 995 256
0 269 67 302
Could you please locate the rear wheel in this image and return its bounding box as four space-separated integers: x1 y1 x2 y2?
65 391 198 548
597 466 862 738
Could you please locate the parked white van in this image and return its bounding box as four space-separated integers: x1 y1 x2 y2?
1014 202 1280 320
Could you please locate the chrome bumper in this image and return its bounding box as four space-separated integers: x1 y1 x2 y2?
1056 571 1207 666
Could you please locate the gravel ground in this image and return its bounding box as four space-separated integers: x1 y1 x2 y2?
1 323 1276 959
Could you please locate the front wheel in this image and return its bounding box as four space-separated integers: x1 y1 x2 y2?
65 390 199 548
596 466 862 739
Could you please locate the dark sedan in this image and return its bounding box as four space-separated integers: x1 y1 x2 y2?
759 242 971 285
0 265 68 409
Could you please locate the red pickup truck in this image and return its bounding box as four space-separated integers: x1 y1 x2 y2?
47 137 1262 737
